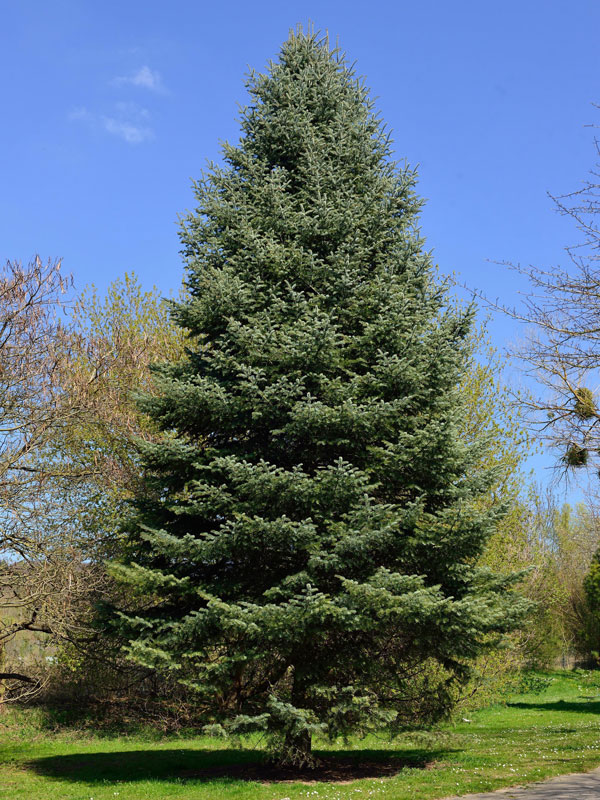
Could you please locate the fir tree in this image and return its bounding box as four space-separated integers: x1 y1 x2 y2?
112 30 526 764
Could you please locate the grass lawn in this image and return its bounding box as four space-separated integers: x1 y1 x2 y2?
1 670 600 800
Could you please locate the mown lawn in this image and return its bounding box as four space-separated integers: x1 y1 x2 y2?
2 670 600 800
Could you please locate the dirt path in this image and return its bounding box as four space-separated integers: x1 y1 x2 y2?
445 767 600 799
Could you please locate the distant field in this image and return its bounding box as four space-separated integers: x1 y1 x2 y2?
1 670 600 800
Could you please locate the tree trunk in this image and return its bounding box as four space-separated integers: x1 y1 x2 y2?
283 727 312 767
280 666 313 767
0 643 5 714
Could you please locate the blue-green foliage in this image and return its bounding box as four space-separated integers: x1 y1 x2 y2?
111 31 527 760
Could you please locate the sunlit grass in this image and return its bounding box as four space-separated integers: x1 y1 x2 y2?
1 670 600 799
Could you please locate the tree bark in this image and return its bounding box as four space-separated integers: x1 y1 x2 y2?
283 728 312 766
281 666 313 767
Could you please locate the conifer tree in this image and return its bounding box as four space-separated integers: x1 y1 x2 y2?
112 30 526 764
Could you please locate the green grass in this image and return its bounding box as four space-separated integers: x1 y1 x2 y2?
2 670 600 799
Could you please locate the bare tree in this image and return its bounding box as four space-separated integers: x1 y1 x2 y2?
0 264 186 702
487 122 600 481
0 258 107 699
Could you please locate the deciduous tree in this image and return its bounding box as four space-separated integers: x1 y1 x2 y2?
491 120 600 481
0 265 184 699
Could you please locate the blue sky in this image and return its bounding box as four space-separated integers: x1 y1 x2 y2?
2 0 599 493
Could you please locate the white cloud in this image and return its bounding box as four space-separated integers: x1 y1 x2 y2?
113 65 164 92
69 103 153 145
102 117 153 144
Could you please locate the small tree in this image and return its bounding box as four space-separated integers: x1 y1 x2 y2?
56 273 186 559
112 31 527 764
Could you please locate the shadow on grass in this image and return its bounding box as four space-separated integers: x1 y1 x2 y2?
508 699 600 715
27 746 452 784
